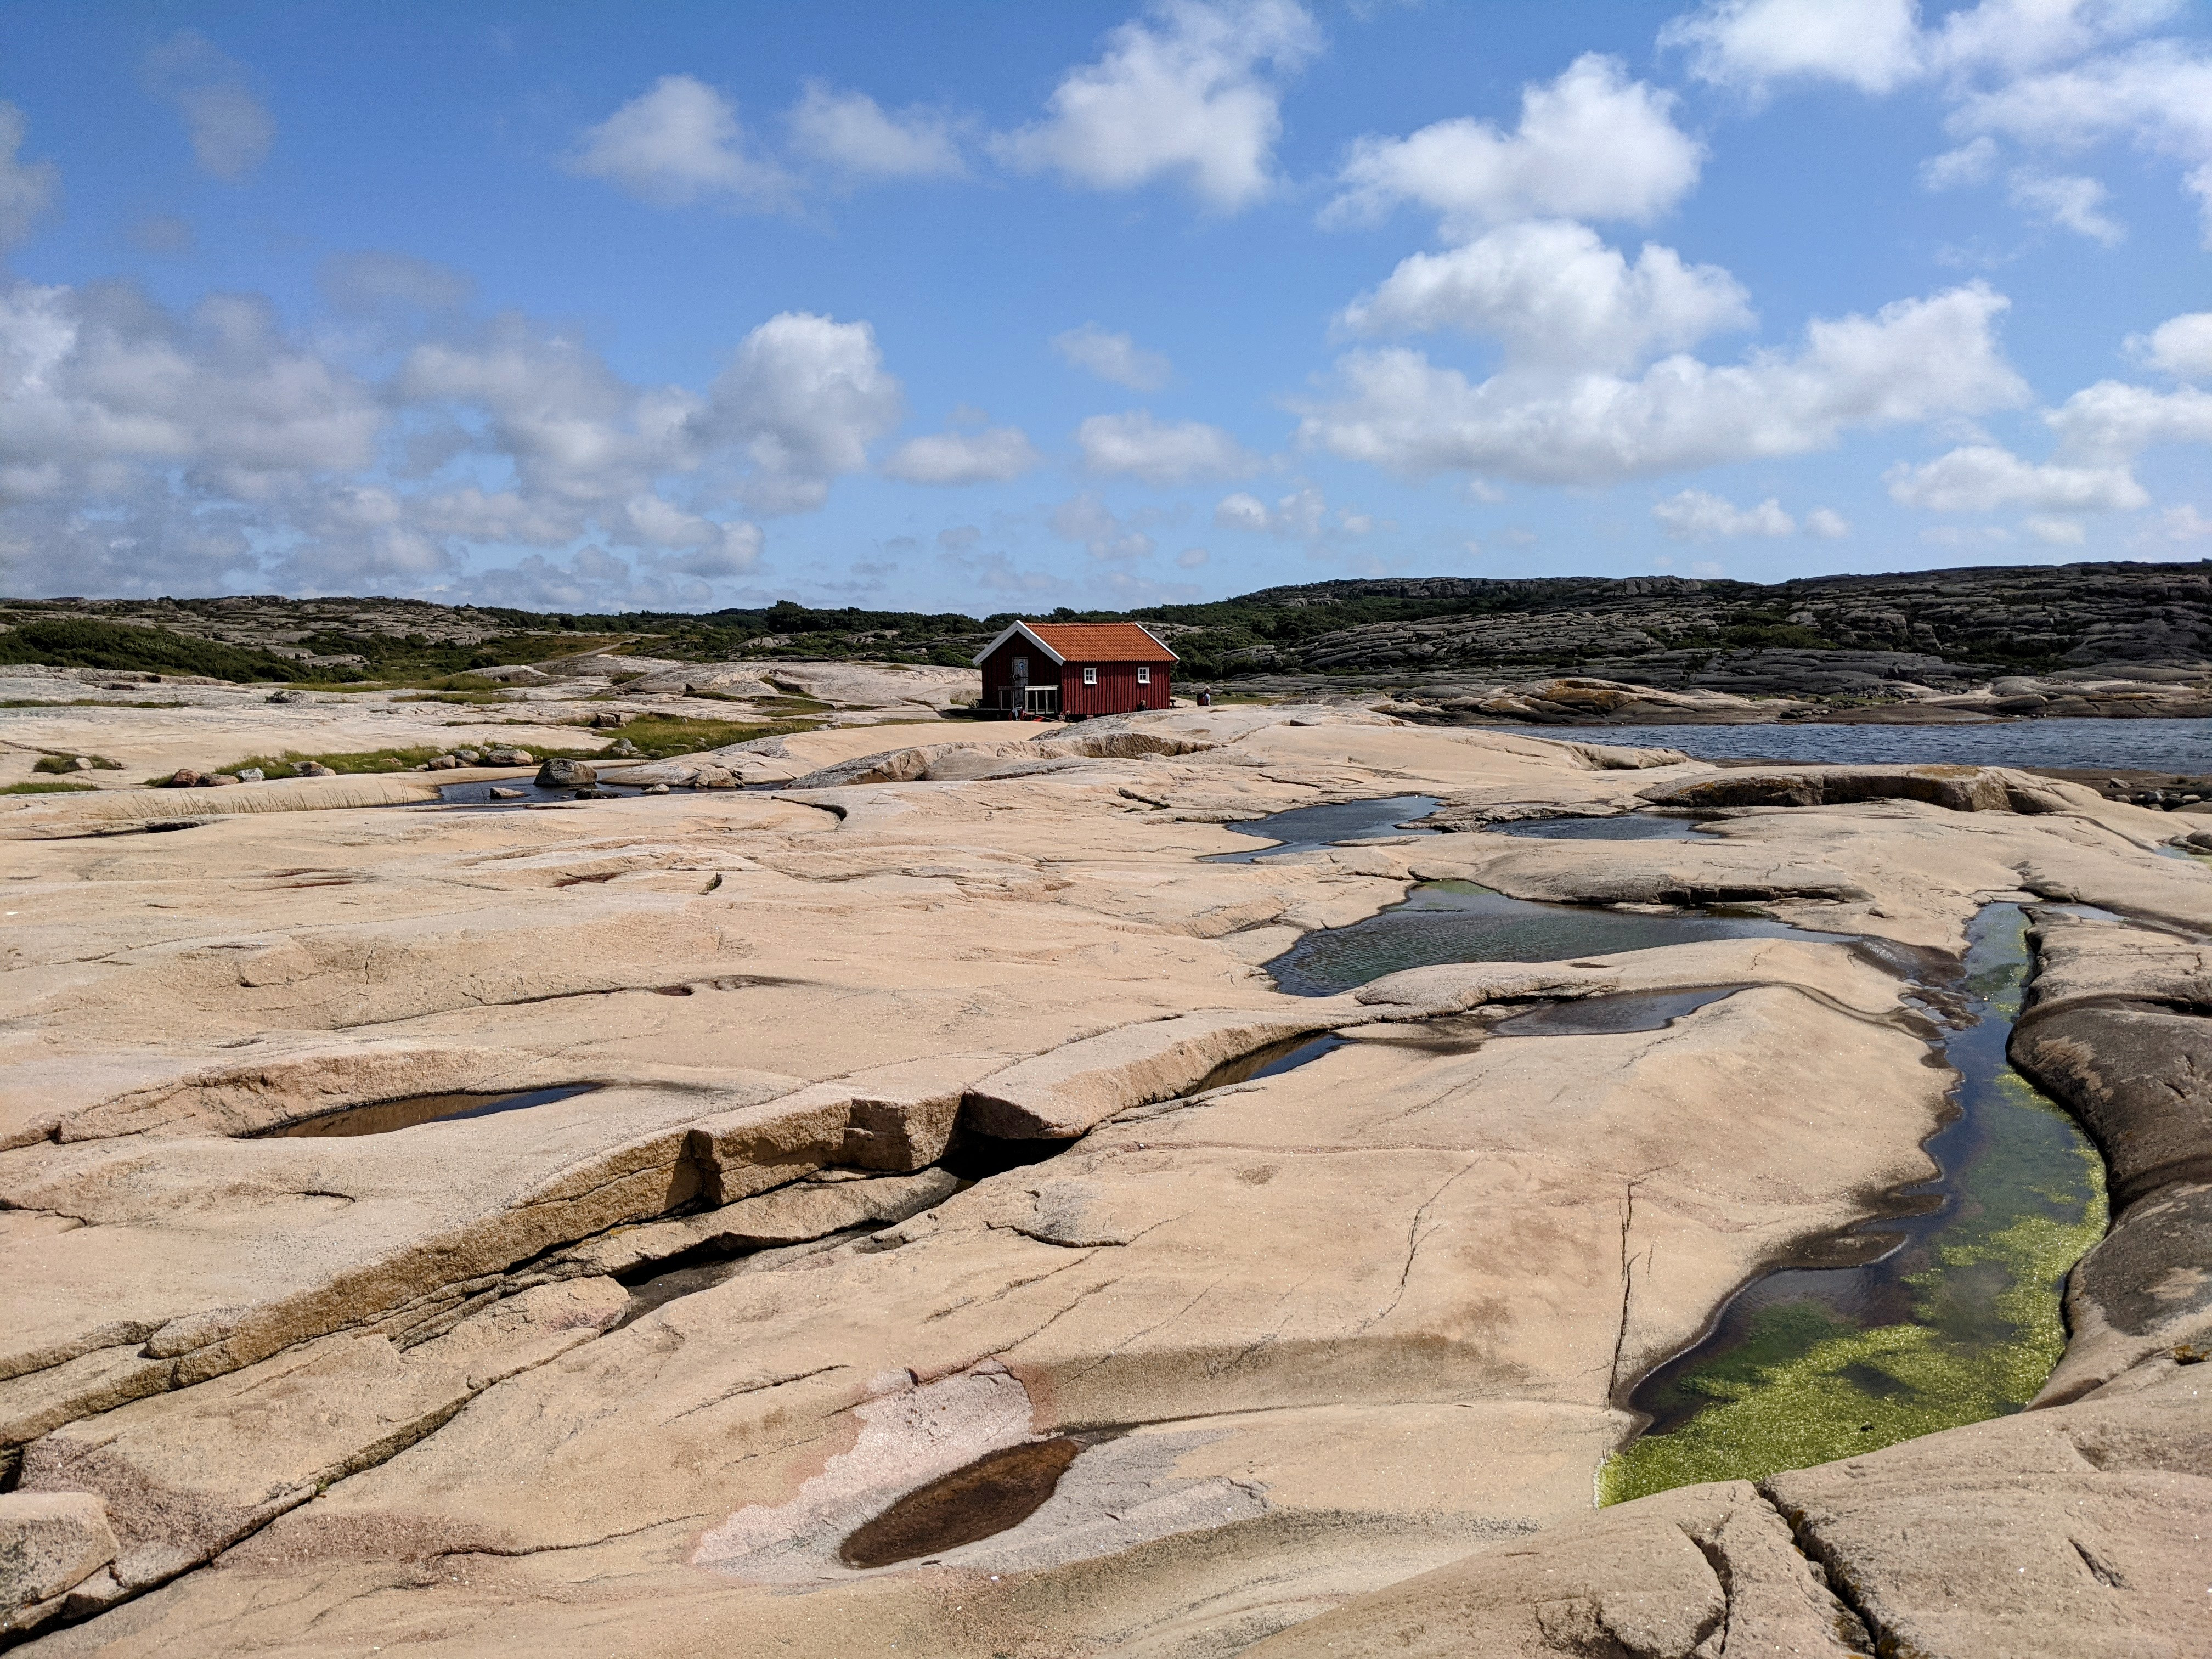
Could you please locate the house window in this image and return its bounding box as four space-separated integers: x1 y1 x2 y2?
1012 655 1029 680
1083 666 1098 685
1136 665 1150 684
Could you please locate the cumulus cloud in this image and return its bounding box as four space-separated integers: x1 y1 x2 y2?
1053 323 1172 391
699 311 905 512
1300 281 2025 486
318 251 476 315
1804 506 1852 537
568 74 792 208
1920 135 2000 189
2007 169 2124 242
142 31 275 182
1651 489 1797 540
1884 442 2148 511
1213 483 1371 542
1325 55 1704 236
1340 220 1753 372
787 81 966 179
2044 377 2212 461
1662 0 2181 94
993 0 1321 210
0 272 894 599
1661 0 1926 94
1077 409 1254 482
880 425 1041 484
0 104 59 253
1049 492 1158 560
1955 40 2212 238
2129 312 2212 380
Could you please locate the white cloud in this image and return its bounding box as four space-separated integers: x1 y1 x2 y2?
1325 55 1703 236
2007 169 2124 242
2023 512 2088 543
1950 40 2212 240
1300 282 2025 486
1884 443 2148 511
1663 0 2181 94
318 251 475 314
568 74 792 208
0 104 59 252
1341 220 1753 371
142 32 275 182
1176 545 1209 568
1077 409 1254 482
1662 0 1927 94
2045 379 2212 461
1921 137 2001 190
2148 503 2212 540
1053 323 1172 391
1804 506 1852 537
993 0 1321 210
1651 488 1796 540
1049 492 1157 560
2127 312 2212 380
787 81 966 179
1212 484 1368 541
880 425 1041 484
701 311 905 512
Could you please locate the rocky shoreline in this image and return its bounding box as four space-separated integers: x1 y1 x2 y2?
1 704 2207 1656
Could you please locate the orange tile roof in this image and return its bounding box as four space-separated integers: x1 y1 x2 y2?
1024 622 1177 663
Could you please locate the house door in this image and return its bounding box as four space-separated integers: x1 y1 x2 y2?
1024 685 1059 715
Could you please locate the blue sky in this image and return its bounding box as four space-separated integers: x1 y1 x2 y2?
1 1 2209 614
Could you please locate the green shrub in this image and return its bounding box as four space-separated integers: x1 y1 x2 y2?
0 618 313 681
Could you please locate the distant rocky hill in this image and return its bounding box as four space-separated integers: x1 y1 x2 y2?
4 560 2211 703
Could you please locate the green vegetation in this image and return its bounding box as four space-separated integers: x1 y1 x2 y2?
195 714 820 781
597 714 820 758
2 778 94 794
0 618 314 682
1599 910 2107 1505
33 753 121 772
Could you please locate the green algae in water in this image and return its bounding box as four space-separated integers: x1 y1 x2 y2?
1600 905 2107 1506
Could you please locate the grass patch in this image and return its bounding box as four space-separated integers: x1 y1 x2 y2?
2 778 95 794
0 617 312 682
33 753 122 772
604 715 821 759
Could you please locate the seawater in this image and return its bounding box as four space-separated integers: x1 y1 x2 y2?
1598 904 2106 1504
1494 717 2212 771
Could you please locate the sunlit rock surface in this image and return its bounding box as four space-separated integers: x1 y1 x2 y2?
2 704 2205 1656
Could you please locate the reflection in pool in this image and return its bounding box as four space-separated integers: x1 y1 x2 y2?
1207 795 1441 863
1263 881 1833 998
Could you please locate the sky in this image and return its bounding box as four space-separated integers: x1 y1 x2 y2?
1 1 2210 616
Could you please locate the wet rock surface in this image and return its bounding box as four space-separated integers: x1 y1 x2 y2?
1 705 2208 1655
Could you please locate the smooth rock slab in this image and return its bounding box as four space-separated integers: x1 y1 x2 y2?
0 1492 117 1635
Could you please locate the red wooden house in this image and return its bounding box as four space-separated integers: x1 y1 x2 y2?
972 620 1177 718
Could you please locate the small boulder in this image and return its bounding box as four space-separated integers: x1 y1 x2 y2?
455 749 482 764
483 747 532 766
235 768 265 783
608 737 639 755
692 764 737 789
204 774 240 787
642 783 670 795
427 754 464 771
67 757 92 771
537 758 596 788
264 689 308 704
588 711 625 729
167 769 202 788
293 761 336 777
487 786 527 800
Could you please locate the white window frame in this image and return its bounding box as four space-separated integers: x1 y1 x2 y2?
1136 665 1150 684
1082 666 1098 685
